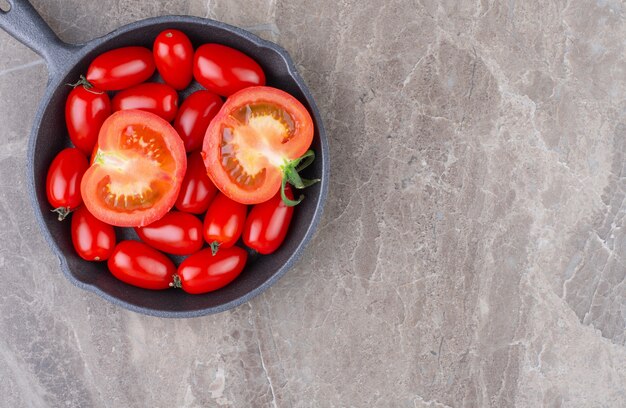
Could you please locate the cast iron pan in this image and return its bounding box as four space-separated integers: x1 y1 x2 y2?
0 0 329 317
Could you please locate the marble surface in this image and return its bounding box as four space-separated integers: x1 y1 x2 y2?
1 0 625 406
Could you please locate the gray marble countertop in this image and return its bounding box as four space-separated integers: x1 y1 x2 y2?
1 0 625 407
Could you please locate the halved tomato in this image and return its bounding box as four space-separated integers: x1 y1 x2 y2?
202 86 317 206
81 110 187 227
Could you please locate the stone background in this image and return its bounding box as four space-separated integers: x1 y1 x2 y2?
0 0 625 406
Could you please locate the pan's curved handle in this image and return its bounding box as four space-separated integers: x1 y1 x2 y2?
0 0 77 79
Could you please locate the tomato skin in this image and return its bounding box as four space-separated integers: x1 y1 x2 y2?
193 44 265 96
203 86 314 204
86 46 155 91
153 29 194 90
203 193 247 249
112 83 179 122
46 148 89 218
174 90 223 152
81 110 187 227
71 205 116 261
135 211 203 255
108 240 175 290
175 152 218 214
176 247 248 294
65 86 111 155
243 186 294 254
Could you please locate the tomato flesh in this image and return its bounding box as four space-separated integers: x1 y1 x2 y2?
135 211 203 255
176 247 248 294
202 86 314 204
71 205 116 261
81 110 187 227
108 240 175 290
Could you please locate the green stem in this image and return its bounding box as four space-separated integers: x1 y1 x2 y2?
51 207 72 221
279 149 320 207
209 241 220 256
169 275 182 289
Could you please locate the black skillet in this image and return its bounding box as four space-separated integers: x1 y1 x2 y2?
0 0 329 317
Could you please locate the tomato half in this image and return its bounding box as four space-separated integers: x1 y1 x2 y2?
46 148 89 220
112 83 179 122
153 29 194 90
202 86 314 205
86 46 155 91
108 240 175 290
173 246 248 294
81 110 187 227
135 211 203 255
203 192 247 252
65 85 111 155
193 44 265 96
243 185 294 254
174 152 218 214
71 205 116 261
174 90 223 152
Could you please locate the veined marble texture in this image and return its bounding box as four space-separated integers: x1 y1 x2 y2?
0 0 625 407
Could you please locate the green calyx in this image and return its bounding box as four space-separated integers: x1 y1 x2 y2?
66 75 103 94
169 275 182 289
279 149 321 207
51 207 72 221
209 241 220 256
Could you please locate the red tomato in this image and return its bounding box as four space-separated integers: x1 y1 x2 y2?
65 85 111 155
193 43 265 96
174 90 223 152
108 240 176 290
112 83 178 122
46 148 89 220
86 46 155 91
203 193 247 251
81 110 187 227
173 247 248 294
135 211 203 255
153 29 194 90
202 86 314 204
175 152 218 214
71 205 116 261
243 185 294 254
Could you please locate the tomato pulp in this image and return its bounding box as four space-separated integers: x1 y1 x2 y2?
202 86 316 205
81 110 187 227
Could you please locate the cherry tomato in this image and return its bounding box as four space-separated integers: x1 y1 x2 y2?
135 211 203 255
65 85 111 155
81 110 187 227
71 205 116 261
202 86 314 204
46 148 89 220
173 246 248 294
174 90 223 152
108 240 176 290
203 193 247 252
153 29 194 90
112 83 178 122
86 46 155 91
175 152 218 214
193 43 265 96
243 185 294 254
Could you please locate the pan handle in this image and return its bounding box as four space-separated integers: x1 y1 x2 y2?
0 0 77 79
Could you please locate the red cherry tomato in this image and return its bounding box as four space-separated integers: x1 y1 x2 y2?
193 43 265 96
81 110 187 227
174 90 223 152
243 185 294 254
108 240 175 290
46 148 89 220
71 205 116 261
203 193 247 252
112 83 179 122
153 29 194 90
65 85 111 155
175 152 218 214
86 46 155 91
173 247 248 294
135 211 203 255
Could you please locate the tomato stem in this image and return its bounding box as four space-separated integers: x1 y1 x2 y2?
279 149 321 207
65 75 103 94
169 274 182 289
209 241 220 256
51 207 72 221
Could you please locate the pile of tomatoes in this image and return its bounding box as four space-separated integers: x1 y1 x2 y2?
45 29 318 294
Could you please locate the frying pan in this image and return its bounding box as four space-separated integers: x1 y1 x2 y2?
0 0 329 317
